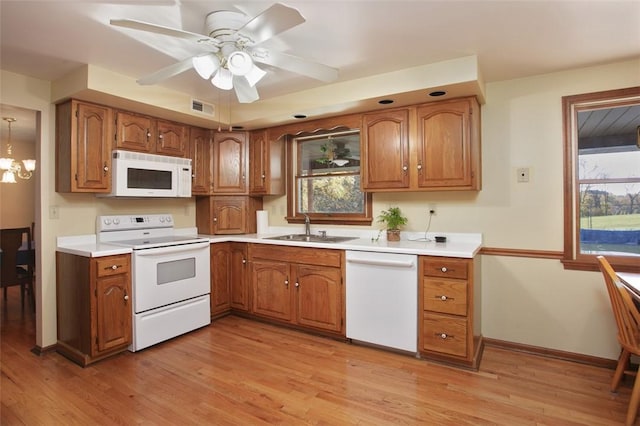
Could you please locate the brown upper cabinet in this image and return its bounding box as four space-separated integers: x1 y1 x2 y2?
361 96 481 192
249 129 285 196
56 99 113 193
114 110 188 157
212 132 249 194
189 126 213 195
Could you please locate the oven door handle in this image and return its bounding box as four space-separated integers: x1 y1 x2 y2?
134 241 210 257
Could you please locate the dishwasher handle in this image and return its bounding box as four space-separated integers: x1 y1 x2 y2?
347 258 415 268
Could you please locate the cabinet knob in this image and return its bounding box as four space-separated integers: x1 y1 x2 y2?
417 164 423 171
440 295 448 301
111 264 118 270
402 165 408 172
103 163 109 175
213 217 218 222
261 173 266 180
441 267 448 273
440 333 448 339
124 295 129 301
284 279 289 287
295 282 300 288
159 134 164 139
242 259 247 264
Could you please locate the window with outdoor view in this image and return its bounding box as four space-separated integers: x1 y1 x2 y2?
288 130 372 224
563 87 640 272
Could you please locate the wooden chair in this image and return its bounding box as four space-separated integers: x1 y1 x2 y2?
0 227 34 309
597 255 640 425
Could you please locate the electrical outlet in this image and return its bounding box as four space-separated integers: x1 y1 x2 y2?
517 167 530 183
429 205 436 216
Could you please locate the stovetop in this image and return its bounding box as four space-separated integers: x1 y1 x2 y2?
106 235 209 250
97 214 209 249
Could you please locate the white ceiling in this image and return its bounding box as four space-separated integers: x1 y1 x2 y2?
1 0 640 133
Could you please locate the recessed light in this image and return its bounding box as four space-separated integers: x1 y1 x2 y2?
378 99 394 105
293 114 307 119
429 91 447 97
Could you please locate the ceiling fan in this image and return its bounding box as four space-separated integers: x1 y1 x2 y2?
111 3 339 103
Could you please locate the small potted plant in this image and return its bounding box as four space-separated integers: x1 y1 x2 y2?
377 207 408 242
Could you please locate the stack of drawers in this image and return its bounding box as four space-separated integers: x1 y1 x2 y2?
419 256 482 369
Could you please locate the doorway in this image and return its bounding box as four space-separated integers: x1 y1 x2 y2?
0 104 38 343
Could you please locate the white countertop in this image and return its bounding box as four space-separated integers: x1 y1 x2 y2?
57 228 482 258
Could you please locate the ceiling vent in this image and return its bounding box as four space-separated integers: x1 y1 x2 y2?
191 99 214 116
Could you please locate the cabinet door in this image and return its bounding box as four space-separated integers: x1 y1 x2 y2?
212 197 247 234
230 243 249 311
115 111 153 152
94 272 131 355
210 243 231 316
212 132 248 194
249 129 268 194
73 101 112 192
251 259 292 321
416 98 474 189
190 127 212 195
156 119 189 157
361 109 410 190
294 264 342 332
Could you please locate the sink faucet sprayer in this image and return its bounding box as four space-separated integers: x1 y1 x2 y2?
303 214 311 236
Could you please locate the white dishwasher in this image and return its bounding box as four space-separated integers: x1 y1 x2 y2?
345 250 417 352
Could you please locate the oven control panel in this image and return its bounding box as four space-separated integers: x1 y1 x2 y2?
97 214 173 232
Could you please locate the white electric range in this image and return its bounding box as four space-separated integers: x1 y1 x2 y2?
97 214 211 351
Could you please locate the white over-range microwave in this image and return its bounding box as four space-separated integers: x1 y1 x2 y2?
100 150 192 198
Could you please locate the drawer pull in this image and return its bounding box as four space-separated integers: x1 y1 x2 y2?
441 267 448 273
437 333 453 340
438 295 453 301
105 264 122 271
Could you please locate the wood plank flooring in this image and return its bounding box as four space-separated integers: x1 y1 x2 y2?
1 286 635 425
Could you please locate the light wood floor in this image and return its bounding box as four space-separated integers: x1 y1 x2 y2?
1 287 635 425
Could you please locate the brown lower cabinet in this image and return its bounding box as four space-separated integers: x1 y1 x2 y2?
418 255 483 369
248 244 344 335
56 252 132 366
210 242 250 318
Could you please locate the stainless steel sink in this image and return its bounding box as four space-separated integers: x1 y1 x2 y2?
266 234 358 243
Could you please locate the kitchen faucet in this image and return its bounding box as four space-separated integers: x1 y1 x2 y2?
303 214 311 236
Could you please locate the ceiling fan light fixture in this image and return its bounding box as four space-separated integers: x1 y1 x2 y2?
245 64 267 87
227 51 253 76
211 68 233 90
193 54 220 79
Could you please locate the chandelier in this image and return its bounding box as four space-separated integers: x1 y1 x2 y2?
0 117 36 183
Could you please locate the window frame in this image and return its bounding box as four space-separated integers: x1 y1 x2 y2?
286 130 373 226
562 86 640 273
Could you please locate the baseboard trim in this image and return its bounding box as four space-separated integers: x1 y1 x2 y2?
483 337 617 369
31 343 57 356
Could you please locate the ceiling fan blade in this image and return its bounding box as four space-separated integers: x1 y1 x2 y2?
137 57 195 85
237 3 305 45
111 19 220 49
251 49 338 82
233 76 260 103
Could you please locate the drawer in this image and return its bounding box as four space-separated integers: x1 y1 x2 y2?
422 312 467 357
96 255 130 278
422 257 468 280
423 277 467 316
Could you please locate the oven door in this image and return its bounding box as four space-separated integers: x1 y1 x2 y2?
132 241 210 313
